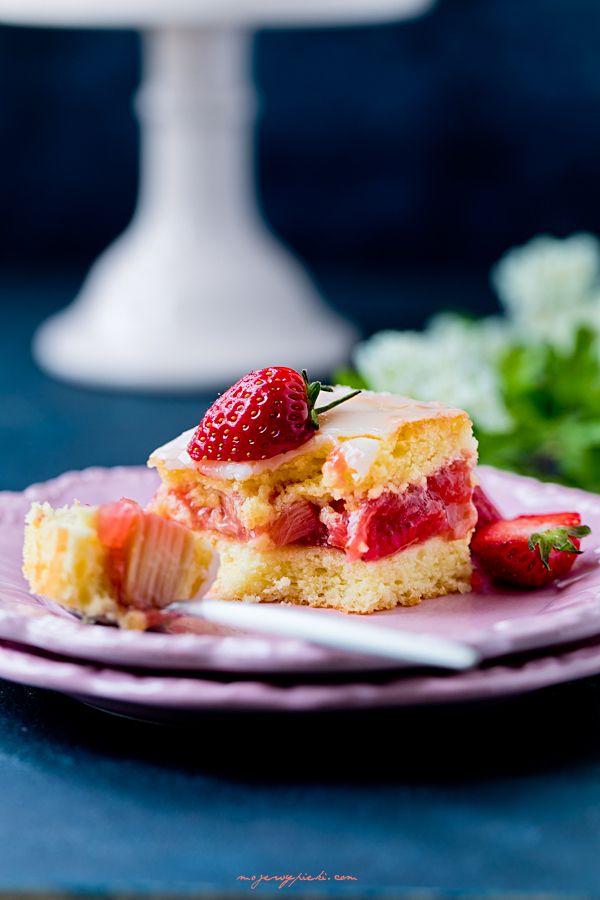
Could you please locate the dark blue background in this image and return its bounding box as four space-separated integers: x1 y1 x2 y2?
1 0 599 297
2 674 600 897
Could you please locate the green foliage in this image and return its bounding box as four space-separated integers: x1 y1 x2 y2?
332 367 369 390
341 327 600 492
477 327 600 492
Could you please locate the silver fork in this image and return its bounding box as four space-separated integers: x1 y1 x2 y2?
168 598 480 671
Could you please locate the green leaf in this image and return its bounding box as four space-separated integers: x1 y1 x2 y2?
331 367 369 390
476 326 600 491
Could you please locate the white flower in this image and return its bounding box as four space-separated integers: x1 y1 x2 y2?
428 311 509 361
491 233 600 348
353 315 512 433
353 232 600 432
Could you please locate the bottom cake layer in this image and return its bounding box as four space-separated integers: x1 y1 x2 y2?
207 535 473 614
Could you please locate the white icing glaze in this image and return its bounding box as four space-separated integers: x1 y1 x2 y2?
323 437 382 487
147 388 468 482
309 387 464 437
149 427 198 472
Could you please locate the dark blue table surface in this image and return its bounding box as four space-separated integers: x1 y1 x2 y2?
2 268 600 898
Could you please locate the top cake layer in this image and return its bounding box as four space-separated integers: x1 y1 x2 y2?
149 387 477 500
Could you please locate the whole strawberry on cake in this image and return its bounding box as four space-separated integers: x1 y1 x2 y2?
148 367 479 613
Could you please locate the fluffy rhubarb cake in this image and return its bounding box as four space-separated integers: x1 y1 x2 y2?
23 499 212 628
148 367 478 613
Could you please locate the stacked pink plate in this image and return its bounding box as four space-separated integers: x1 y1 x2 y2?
2 465 600 722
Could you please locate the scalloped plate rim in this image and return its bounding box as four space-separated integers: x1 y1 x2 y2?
1 634 600 714
1 464 600 674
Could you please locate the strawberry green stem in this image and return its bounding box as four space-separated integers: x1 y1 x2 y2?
314 391 362 416
302 369 361 429
528 524 591 569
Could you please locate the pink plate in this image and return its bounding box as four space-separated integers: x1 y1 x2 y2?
1 465 600 674
0 632 600 717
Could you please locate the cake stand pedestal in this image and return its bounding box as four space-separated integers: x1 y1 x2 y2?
0 0 432 389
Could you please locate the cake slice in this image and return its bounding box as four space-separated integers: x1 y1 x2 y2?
23 499 212 628
22 368 478 626
148 368 478 613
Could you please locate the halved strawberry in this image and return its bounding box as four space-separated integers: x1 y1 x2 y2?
471 512 591 588
470 556 496 594
187 367 360 462
472 485 502 531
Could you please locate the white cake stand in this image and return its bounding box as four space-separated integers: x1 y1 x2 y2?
0 0 432 389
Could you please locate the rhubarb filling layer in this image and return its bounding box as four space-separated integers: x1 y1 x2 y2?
155 458 476 563
97 499 203 611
